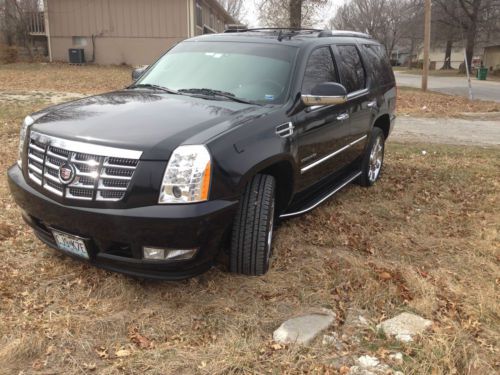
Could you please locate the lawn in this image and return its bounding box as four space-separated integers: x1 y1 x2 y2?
0 64 498 374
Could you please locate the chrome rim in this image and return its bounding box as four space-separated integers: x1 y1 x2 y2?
368 136 383 183
266 200 275 260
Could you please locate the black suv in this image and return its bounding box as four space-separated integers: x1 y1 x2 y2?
8 29 396 279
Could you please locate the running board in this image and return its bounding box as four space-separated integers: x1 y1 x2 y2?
280 171 362 219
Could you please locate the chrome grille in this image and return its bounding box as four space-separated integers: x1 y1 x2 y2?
26 131 142 202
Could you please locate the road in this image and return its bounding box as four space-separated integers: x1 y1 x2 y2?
395 72 500 102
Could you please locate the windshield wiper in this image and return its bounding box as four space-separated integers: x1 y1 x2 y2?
178 88 261 105
129 83 179 94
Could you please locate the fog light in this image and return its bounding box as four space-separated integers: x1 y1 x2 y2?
143 247 165 260
143 247 197 261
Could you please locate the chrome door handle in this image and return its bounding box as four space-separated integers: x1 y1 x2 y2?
367 100 377 109
336 113 350 121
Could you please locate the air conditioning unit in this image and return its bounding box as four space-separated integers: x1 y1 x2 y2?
69 48 85 64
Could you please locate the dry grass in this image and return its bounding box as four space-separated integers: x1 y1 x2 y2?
0 62 132 94
0 64 499 374
397 87 500 118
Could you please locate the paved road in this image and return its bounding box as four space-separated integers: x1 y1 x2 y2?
391 116 500 146
395 72 500 102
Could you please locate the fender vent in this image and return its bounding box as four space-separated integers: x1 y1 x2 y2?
275 122 294 138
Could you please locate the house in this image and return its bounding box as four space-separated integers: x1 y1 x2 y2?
389 49 413 66
416 46 465 70
483 44 500 72
32 0 235 65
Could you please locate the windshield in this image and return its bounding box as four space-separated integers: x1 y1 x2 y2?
136 41 298 105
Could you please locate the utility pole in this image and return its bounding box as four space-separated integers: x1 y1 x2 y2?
422 0 431 91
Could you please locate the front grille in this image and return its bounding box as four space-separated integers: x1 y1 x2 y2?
26 131 142 202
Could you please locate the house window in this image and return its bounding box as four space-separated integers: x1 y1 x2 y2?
72 36 87 47
210 11 215 28
196 1 203 27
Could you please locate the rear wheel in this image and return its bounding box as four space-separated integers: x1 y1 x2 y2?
358 127 385 187
230 174 276 276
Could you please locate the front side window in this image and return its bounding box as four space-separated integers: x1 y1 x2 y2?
335 45 366 93
302 47 338 95
137 42 298 104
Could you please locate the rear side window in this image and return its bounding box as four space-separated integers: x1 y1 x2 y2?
335 45 366 93
302 47 339 95
362 44 394 85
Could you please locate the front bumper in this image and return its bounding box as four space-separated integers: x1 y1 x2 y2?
8 165 238 280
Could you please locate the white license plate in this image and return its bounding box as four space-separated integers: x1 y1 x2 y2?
52 230 89 259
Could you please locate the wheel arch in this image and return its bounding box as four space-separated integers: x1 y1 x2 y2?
372 113 391 139
238 156 296 216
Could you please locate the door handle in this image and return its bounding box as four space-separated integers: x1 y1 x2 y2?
367 100 377 109
336 113 350 121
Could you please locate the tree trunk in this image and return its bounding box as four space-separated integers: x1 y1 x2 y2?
289 0 302 28
441 40 453 69
464 25 476 73
407 38 416 69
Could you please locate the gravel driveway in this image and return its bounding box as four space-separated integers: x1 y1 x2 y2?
392 116 500 146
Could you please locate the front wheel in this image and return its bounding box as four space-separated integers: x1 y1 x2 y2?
229 174 276 276
358 127 385 187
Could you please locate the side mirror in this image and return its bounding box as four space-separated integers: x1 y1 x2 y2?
301 82 347 106
132 66 148 81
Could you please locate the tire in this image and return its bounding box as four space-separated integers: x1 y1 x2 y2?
358 127 385 187
230 174 276 276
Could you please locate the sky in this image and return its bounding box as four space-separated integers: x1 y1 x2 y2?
239 1 346 28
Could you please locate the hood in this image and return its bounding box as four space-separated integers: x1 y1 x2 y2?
31 90 272 160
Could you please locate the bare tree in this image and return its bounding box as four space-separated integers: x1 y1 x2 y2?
0 0 40 48
258 0 329 28
434 0 500 72
218 0 245 22
330 0 422 58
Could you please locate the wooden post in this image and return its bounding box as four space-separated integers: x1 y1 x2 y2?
422 0 431 91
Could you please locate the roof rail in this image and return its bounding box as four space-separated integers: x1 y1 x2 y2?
224 27 323 34
327 30 372 39
225 24 248 32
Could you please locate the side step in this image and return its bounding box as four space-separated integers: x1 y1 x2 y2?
280 171 362 219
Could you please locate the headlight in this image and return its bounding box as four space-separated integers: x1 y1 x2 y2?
158 145 212 204
17 115 35 168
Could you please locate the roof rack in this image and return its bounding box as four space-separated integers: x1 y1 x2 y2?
224 27 323 34
327 30 372 39
223 27 372 41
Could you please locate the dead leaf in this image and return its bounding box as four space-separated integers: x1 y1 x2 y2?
95 347 108 359
379 272 392 280
340 365 350 375
128 326 154 349
115 349 131 358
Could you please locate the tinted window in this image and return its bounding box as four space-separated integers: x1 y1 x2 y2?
363 44 394 85
335 45 366 93
302 47 339 95
139 42 297 104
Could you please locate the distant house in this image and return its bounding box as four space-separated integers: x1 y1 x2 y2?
32 0 234 65
483 44 500 72
416 46 465 70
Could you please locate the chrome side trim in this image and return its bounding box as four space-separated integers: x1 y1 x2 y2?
280 171 362 218
301 135 367 174
30 131 143 159
347 88 369 101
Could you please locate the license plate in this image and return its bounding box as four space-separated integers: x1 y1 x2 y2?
52 230 89 259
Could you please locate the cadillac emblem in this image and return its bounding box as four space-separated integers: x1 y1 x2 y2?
58 163 76 185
